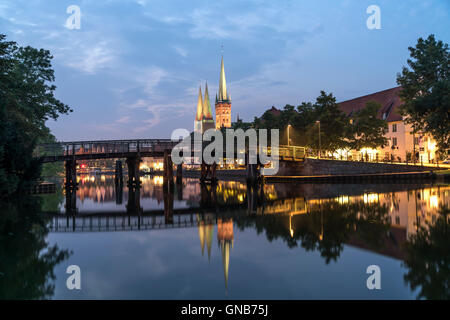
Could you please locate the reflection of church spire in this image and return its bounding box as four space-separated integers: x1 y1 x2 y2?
198 214 214 260
198 215 205 256
194 86 203 133
217 218 234 293
206 223 213 261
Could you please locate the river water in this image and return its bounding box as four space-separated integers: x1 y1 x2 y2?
1 174 449 299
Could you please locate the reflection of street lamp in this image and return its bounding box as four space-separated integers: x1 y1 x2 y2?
287 124 292 147
290 214 294 238
316 120 321 158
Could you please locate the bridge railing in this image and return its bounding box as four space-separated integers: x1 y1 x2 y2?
264 145 305 161
35 139 180 159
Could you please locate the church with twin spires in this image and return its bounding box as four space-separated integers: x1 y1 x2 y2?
194 56 232 133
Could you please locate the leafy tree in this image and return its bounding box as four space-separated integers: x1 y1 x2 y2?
305 91 351 153
0 196 70 299
0 34 71 197
350 101 388 151
403 205 449 300
397 34 450 153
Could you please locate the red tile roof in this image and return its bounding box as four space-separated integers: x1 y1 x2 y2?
338 86 404 122
268 106 281 116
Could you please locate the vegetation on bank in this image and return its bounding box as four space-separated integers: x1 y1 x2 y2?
235 35 449 159
0 34 71 198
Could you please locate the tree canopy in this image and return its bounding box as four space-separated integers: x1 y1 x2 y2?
0 34 71 197
397 34 450 153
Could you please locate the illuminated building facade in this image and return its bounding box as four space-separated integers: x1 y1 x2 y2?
338 87 438 163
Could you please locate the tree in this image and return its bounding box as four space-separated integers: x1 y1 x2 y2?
0 34 71 197
403 206 449 300
305 91 351 153
350 101 388 151
397 34 450 153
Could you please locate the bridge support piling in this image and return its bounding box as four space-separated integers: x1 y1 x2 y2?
200 183 217 207
164 186 174 224
126 187 142 215
176 181 183 201
115 160 123 184
245 153 261 185
163 150 174 186
200 162 217 183
65 159 77 187
65 185 77 215
115 180 123 205
126 156 141 189
176 163 183 184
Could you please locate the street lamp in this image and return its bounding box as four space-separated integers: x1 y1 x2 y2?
316 120 321 158
287 124 292 147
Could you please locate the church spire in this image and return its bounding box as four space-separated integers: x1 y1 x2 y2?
218 56 229 102
203 82 213 120
196 86 203 121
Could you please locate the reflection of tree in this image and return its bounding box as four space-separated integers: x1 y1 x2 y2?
402 205 449 300
233 200 390 264
0 197 70 299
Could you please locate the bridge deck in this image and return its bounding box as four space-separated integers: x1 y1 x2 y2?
36 139 306 163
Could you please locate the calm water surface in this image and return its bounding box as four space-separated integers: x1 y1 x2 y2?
1 174 449 299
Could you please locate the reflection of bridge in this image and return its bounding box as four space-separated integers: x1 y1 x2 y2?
50 213 218 233
36 139 306 185
52 182 308 232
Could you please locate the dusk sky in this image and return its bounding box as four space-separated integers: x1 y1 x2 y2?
1 0 449 141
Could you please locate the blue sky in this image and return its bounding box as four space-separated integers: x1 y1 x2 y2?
1 0 449 140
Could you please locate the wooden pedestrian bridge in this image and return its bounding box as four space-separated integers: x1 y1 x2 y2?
35 139 306 185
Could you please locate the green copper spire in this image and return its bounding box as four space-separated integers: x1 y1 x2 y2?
203 82 213 120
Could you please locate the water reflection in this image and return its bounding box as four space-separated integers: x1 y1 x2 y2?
0 196 70 299
403 206 449 300
32 175 450 298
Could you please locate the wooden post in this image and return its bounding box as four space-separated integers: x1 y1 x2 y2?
126 156 141 188
200 161 207 182
163 150 174 185
126 186 142 214
65 159 77 187
164 186 174 224
211 162 217 182
176 163 183 184
115 160 123 184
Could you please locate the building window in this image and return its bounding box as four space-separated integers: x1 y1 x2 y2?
395 216 400 225
392 124 397 132
414 137 419 145
392 137 397 146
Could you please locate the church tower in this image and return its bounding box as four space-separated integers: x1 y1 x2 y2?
194 86 203 133
215 56 231 129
